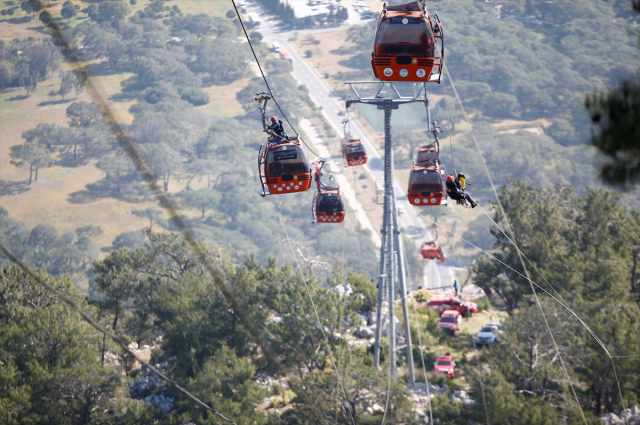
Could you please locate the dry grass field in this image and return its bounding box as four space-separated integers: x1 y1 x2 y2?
0 0 252 255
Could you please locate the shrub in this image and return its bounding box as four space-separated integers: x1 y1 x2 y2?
414 289 432 303
547 118 577 146
181 87 209 106
475 296 491 312
305 49 313 58
130 0 137 4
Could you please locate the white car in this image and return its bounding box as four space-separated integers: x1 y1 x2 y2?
475 322 504 346
272 42 281 52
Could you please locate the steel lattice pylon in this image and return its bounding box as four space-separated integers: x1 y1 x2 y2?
345 81 432 385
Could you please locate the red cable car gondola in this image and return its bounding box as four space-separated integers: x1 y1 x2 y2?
256 93 312 197
371 1 443 83
407 142 447 206
313 188 346 223
421 241 445 262
259 140 312 196
343 139 368 167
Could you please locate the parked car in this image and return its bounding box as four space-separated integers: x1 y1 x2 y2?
433 354 455 378
272 42 281 52
426 297 478 317
475 322 504 346
437 310 461 335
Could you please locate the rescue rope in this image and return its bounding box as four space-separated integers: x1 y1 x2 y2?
339 167 630 360
442 64 588 424
470 334 491 425
401 249 435 425
279 218 357 425
441 76 457 175
230 0 321 158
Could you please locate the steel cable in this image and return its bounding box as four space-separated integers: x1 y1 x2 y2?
231 0 321 158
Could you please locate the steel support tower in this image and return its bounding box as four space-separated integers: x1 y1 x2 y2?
345 81 431 385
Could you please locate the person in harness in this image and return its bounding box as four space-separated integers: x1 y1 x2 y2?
446 173 477 208
314 161 334 191
266 116 287 144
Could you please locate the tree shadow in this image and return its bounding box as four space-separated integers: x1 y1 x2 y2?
7 94 29 101
38 98 74 107
84 61 122 77
120 78 147 94
4 16 31 24
26 26 49 35
110 91 144 102
0 180 31 196
67 178 152 204
56 153 92 168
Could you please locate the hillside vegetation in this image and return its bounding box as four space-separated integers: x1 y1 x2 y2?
0 0 639 423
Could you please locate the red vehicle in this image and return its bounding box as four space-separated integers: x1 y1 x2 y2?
312 188 345 223
421 241 444 262
279 49 293 63
408 163 447 206
259 139 312 196
371 1 443 82
437 309 461 335
408 143 447 206
256 93 312 196
433 354 455 378
343 139 367 166
426 297 478 317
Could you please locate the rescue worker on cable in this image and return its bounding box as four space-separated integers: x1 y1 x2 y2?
314 160 333 191
266 116 287 144
446 172 477 208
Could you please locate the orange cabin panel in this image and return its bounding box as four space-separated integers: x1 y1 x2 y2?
421 242 445 262
371 1 442 83
344 140 368 167
407 164 447 206
314 189 345 223
261 139 312 195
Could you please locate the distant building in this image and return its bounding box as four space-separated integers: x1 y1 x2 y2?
284 0 347 27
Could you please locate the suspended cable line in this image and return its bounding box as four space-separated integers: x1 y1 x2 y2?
230 0 320 158
338 166 633 360
401 249 435 424
0 242 237 424
22 10 331 423
279 218 357 425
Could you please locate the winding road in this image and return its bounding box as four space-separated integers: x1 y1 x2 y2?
250 4 456 289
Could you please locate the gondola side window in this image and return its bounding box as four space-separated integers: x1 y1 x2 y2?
347 144 364 153
410 169 442 185
375 17 433 56
266 146 309 176
416 150 436 163
317 194 344 213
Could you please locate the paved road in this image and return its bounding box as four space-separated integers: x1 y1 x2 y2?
250 5 456 290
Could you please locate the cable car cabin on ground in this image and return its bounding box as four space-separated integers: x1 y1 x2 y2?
407 143 447 206
259 138 312 196
421 241 445 262
343 139 368 166
371 1 443 82
313 188 345 223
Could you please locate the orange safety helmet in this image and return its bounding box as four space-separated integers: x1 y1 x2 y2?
446 175 454 183
270 116 277 122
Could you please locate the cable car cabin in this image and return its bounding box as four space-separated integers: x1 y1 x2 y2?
371 1 443 82
344 139 368 167
421 241 445 262
408 163 447 206
416 143 439 164
313 189 346 223
259 138 312 196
